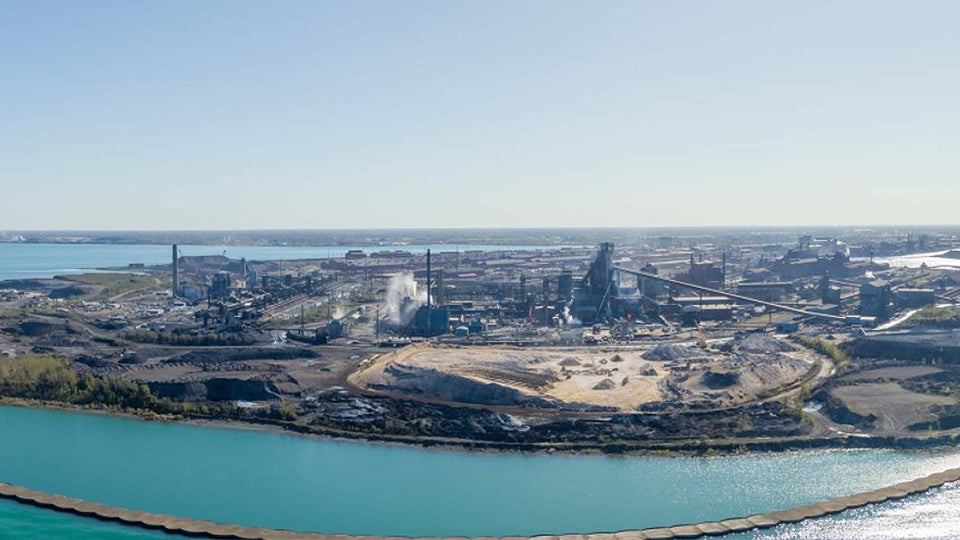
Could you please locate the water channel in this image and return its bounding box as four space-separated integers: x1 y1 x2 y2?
0 405 958 537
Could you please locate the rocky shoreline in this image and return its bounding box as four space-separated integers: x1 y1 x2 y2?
6 397 960 459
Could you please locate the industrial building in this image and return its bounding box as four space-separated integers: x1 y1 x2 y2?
675 256 724 289
571 242 617 323
736 282 794 303
859 280 894 319
896 288 936 308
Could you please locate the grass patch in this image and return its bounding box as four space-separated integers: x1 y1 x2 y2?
792 336 853 369
63 273 162 301
0 355 154 407
903 305 960 329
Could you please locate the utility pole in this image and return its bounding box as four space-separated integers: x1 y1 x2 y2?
300 303 305 336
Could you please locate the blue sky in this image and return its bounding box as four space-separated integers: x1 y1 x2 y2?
2 0 958 230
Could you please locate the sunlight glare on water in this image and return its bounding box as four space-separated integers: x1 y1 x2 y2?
731 483 960 539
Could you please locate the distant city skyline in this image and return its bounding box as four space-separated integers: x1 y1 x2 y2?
3 1 958 230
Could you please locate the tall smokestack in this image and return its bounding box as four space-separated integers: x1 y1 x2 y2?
172 244 179 297
426 249 432 308
722 252 727 290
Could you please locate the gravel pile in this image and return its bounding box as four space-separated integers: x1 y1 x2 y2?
736 333 795 354
643 343 710 362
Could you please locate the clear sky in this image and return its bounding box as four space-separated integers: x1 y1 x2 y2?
2 0 958 230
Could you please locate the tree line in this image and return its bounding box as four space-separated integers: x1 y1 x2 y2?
0 355 294 421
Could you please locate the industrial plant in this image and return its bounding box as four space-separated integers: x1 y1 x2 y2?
4 228 960 451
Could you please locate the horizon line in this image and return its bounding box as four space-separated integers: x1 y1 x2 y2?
5 224 960 234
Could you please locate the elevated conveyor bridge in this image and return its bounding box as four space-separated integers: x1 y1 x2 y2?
614 266 846 322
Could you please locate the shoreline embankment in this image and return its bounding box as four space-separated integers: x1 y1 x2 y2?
6 396 960 458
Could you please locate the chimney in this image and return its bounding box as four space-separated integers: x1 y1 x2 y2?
721 252 727 290
172 244 179 297
426 249 432 308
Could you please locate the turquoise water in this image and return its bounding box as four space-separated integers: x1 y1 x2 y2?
0 405 959 537
0 498 164 539
0 242 552 281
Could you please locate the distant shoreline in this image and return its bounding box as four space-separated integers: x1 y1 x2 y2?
5 225 959 251
0 240 561 247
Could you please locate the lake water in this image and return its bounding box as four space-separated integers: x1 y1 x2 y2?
871 250 960 269
0 242 555 281
730 483 960 539
0 498 165 539
0 405 959 537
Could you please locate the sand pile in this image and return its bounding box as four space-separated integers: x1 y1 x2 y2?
593 378 616 390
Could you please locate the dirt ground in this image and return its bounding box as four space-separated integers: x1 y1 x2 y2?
824 365 957 433
354 345 664 411
351 337 815 412
842 366 944 382
831 382 954 432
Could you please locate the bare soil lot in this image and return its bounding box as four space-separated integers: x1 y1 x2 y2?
351 337 814 412
830 382 954 432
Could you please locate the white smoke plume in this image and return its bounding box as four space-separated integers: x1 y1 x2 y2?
384 273 426 325
563 304 581 327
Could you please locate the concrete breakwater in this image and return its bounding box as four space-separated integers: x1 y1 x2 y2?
3 467 960 540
